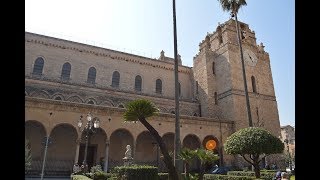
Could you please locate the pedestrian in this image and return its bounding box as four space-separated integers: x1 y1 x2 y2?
281 172 289 180
274 171 281 180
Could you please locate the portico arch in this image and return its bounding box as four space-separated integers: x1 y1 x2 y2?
46 123 78 175
78 128 107 170
25 120 47 175
135 131 156 165
183 134 201 171
109 129 133 168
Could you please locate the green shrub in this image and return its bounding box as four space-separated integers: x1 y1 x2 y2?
203 174 257 180
91 165 103 173
113 164 158 180
84 172 93 179
260 169 277 173
93 171 108 180
72 174 92 180
227 171 275 180
158 173 169 180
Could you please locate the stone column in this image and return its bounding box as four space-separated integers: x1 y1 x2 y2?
74 138 81 165
104 140 110 172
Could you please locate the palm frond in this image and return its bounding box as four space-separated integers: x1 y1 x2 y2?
123 99 159 121
218 0 247 13
179 148 196 163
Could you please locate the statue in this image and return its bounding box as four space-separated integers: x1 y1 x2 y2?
123 144 133 166
124 145 132 159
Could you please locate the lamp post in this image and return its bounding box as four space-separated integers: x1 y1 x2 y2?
40 112 53 180
77 112 100 173
284 139 292 171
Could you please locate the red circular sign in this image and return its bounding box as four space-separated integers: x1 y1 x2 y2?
206 140 217 150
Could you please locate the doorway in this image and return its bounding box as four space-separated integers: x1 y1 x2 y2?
78 144 97 171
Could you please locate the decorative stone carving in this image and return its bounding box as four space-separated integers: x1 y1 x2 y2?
258 42 265 52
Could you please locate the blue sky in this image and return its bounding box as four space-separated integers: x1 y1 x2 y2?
25 0 295 126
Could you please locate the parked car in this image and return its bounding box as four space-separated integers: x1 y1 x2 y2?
207 166 230 175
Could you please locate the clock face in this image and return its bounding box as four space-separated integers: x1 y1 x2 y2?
243 49 258 66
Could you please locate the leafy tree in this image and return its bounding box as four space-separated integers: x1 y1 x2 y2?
123 99 179 180
194 148 219 180
25 139 32 170
179 148 196 179
224 127 284 178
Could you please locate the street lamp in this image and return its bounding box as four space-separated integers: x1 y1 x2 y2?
77 112 100 173
40 112 53 180
284 139 292 171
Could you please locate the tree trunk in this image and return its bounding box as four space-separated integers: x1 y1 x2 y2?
253 155 261 178
139 117 179 180
253 163 261 178
199 163 204 180
172 0 182 173
185 163 189 178
234 12 253 127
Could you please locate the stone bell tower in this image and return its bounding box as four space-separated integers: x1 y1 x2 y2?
193 19 281 137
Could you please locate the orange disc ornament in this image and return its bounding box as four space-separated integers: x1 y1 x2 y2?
205 140 217 150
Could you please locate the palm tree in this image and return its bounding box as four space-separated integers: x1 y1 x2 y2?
123 99 179 180
179 148 195 179
218 0 253 127
194 148 219 180
172 0 182 173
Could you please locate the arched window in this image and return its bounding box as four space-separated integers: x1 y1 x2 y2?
87 67 96 84
118 104 124 108
212 62 215 75
156 79 162 94
112 71 120 87
61 62 71 80
33 57 44 75
251 76 257 93
55 97 62 101
193 113 198 117
214 92 218 105
171 111 175 114
135 75 142 92
88 100 94 104
240 24 246 39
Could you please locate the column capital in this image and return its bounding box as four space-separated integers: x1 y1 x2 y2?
76 138 82 144
106 139 110 145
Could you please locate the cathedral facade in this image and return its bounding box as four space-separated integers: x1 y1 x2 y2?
25 19 281 176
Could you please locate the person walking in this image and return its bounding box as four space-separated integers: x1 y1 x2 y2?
274 171 281 180
281 172 289 180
